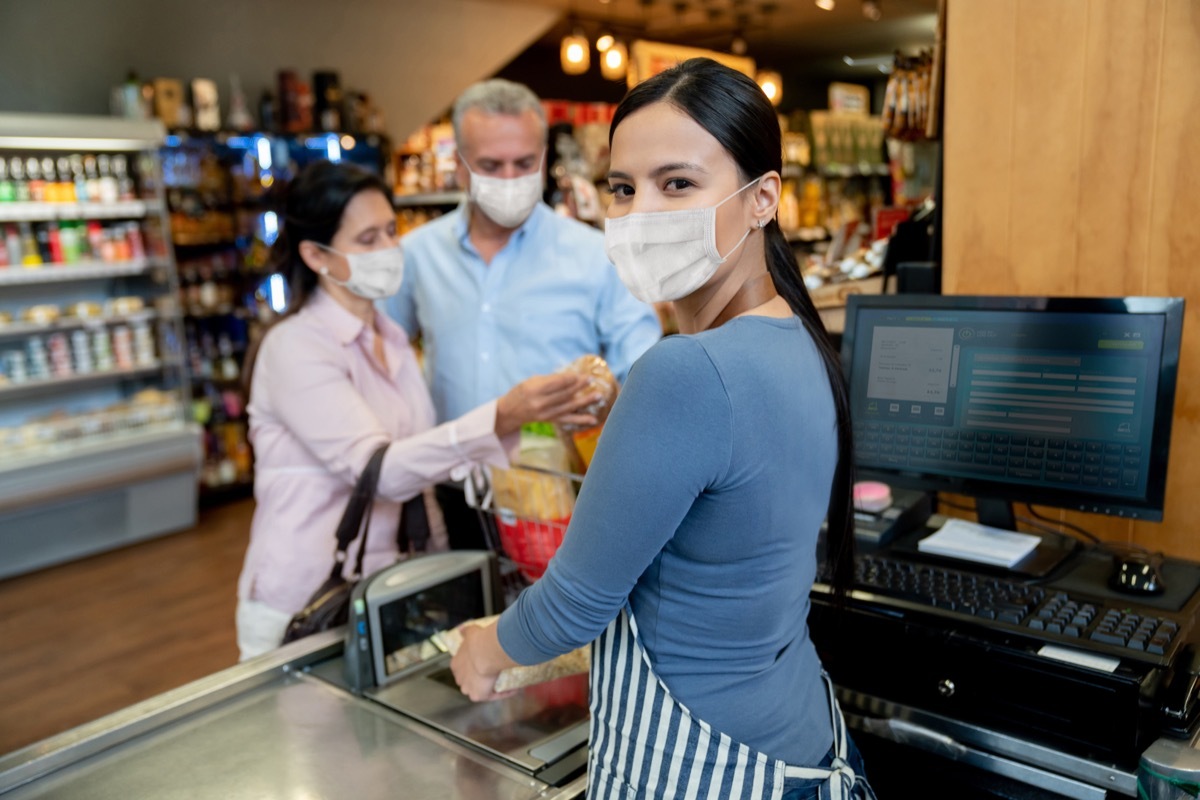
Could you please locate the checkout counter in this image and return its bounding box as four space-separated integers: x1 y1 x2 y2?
4 544 1200 799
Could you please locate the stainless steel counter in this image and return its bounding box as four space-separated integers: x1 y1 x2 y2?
0 633 584 799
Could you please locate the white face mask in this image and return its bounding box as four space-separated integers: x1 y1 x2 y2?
604 177 762 304
317 243 405 300
464 154 545 229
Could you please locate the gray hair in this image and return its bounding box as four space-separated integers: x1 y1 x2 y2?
452 79 547 150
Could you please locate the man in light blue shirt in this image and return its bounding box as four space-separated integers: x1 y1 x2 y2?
381 79 660 547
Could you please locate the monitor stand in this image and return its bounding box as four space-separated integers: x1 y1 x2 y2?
976 498 1017 532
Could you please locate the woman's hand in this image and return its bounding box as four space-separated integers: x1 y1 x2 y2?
450 621 516 702
494 373 600 436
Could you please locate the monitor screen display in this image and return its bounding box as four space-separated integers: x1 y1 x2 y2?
842 296 1183 521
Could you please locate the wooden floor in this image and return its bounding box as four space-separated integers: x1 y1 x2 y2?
0 498 254 756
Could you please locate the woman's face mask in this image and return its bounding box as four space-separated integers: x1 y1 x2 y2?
604 177 762 304
464 153 545 229
316 243 405 300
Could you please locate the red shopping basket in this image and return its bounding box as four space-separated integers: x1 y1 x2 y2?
494 508 570 582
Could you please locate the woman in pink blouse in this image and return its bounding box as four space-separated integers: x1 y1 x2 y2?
236 162 594 660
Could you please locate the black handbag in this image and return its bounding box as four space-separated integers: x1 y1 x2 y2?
282 445 430 645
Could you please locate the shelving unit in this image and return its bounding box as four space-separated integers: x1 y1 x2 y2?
160 129 389 501
0 112 202 580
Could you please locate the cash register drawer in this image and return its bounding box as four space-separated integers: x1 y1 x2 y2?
811 601 1161 767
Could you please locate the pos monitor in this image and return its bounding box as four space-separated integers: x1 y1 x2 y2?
841 295 1184 530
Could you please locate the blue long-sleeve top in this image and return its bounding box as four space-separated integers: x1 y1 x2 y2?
497 314 838 766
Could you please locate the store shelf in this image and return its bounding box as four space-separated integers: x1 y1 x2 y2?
0 422 200 520
820 163 891 178
394 191 465 207
0 363 171 402
0 259 159 285
0 310 158 341
0 200 165 222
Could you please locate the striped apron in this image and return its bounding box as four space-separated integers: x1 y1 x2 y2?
588 609 875 800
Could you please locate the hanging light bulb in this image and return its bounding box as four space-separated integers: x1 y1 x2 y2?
731 33 748 55
596 32 615 52
862 0 882 21
601 40 628 80
756 70 783 107
560 28 590 75
816 0 836 9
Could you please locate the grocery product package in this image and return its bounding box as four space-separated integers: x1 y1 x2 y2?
489 428 577 580
434 615 590 693
555 354 619 470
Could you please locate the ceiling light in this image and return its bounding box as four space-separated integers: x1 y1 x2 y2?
862 0 882 21
601 41 628 80
596 32 615 52
731 33 748 55
560 29 590 75
816 0 835 9
756 70 783 107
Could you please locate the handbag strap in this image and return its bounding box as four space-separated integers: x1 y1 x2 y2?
398 493 431 555
328 444 389 582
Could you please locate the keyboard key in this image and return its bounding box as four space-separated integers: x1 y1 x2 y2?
1091 631 1127 646
1064 625 1082 637
1125 445 1142 456
1086 442 1103 453
1106 443 1123 454
1028 618 1045 630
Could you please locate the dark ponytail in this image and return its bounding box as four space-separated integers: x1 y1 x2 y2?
610 59 856 598
243 160 391 389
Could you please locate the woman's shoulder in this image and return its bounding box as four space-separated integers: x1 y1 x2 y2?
256 310 340 368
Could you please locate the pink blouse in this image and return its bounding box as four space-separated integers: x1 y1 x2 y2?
238 289 514 615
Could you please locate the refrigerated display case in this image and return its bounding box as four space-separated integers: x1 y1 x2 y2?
0 113 202 579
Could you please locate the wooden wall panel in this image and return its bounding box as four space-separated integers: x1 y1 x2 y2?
1140 0 1200 554
941 0 1017 295
1007 0 1087 297
944 0 1200 557
1075 0 1165 299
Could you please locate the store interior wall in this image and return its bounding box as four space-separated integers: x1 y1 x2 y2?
0 0 560 141
942 0 1200 555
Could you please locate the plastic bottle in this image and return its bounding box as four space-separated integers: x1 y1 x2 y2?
70 155 87 203
56 157 76 202
0 159 13 202
26 158 45 203
4 225 20 265
97 155 118 204
112 155 135 201
19 222 42 266
10 158 29 202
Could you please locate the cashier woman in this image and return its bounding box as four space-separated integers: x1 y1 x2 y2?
235 161 597 660
450 60 876 799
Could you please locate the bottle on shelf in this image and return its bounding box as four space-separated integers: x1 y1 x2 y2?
41 158 59 202
0 158 13 202
19 222 41 266
83 155 99 203
26 158 45 203
10 158 29 202
112 155 135 201
4 225 20 265
70 154 87 203
56 157 76 203
96 155 118 204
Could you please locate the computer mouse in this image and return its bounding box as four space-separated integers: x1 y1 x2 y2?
1109 551 1167 596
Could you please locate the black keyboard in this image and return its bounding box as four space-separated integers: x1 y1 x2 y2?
838 554 1183 666
855 423 1145 493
